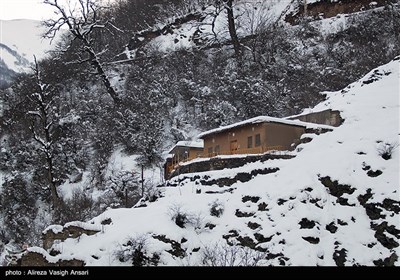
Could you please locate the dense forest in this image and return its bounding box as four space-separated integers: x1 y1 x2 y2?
0 0 399 255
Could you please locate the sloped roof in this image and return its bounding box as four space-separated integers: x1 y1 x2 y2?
198 116 334 138
168 140 204 154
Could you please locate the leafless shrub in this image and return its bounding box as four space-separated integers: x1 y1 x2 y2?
201 242 266 266
60 189 98 223
168 204 188 228
377 141 399 160
168 204 206 231
187 212 205 233
114 234 160 266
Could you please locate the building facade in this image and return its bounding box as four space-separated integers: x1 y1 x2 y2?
164 140 203 179
198 116 307 157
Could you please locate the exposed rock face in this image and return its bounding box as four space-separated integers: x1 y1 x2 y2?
325 222 338 233
127 12 206 57
285 0 390 25
302 236 320 244
18 251 84 267
153 235 186 258
12 223 99 266
333 247 347 267
43 224 101 250
319 176 356 206
299 218 317 229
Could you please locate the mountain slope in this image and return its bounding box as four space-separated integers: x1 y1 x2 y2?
125 1 290 58
17 57 400 266
0 19 58 88
125 0 393 59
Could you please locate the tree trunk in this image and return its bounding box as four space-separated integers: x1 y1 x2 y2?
141 165 144 197
46 154 61 208
37 83 61 209
224 0 241 59
84 44 121 105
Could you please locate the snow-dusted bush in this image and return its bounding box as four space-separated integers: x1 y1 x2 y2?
141 176 163 203
377 142 398 160
114 235 160 266
209 199 224 217
60 189 98 223
1 176 37 244
187 212 205 233
168 204 188 228
106 169 141 208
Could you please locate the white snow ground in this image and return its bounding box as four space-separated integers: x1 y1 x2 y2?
25 57 400 266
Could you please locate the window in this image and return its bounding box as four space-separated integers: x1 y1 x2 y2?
255 134 261 147
215 145 220 155
247 136 253 148
208 147 213 156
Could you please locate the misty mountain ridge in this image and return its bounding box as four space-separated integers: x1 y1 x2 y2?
0 19 58 88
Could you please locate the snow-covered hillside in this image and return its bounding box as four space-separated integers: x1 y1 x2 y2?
125 0 391 59
19 57 400 266
126 1 290 58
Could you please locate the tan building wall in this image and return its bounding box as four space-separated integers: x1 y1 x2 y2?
264 123 305 150
169 146 203 163
203 122 306 156
290 109 342 127
165 146 203 179
189 147 203 158
203 122 267 156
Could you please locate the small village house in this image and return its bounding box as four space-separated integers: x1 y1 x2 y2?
197 116 312 157
164 140 203 179
164 113 336 179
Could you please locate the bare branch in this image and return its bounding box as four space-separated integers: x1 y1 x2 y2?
42 0 120 104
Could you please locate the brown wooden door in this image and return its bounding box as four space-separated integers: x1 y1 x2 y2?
230 140 238 154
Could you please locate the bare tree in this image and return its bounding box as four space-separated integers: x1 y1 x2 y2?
42 0 120 104
28 57 61 209
240 1 274 64
223 0 241 59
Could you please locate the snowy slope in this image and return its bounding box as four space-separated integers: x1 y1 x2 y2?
126 0 290 58
126 0 389 58
21 57 400 266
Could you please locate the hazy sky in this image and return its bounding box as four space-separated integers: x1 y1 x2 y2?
0 0 115 21
0 0 56 20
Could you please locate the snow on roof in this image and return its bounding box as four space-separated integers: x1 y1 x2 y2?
198 116 334 138
175 140 204 148
168 140 204 153
284 106 333 120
